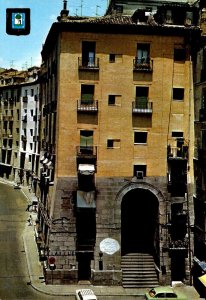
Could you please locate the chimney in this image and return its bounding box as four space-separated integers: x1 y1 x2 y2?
60 0 69 20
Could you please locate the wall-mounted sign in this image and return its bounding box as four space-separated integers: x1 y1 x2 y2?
100 238 120 255
6 8 30 35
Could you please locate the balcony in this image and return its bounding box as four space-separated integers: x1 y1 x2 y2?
77 100 98 113
133 57 153 72
132 100 153 114
167 144 188 160
2 132 13 139
76 146 97 166
78 57 99 71
23 96 28 103
168 239 188 257
2 116 13 121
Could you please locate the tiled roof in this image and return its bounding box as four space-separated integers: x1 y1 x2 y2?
61 15 136 25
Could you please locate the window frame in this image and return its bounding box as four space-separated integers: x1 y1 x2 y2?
173 88 184 101
134 131 148 144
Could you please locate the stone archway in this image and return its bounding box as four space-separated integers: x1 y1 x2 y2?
121 188 159 255
116 182 166 287
115 181 165 257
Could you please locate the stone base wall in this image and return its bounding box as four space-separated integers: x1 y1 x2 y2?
91 270 122 286
44 268 78 285
40 175 194 286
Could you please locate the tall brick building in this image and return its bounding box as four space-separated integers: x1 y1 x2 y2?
36 0 201 286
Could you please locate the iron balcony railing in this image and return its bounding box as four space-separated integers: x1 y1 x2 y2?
133 57 153 72
2 116 14 121
76 146 97 158
77 100 98 112
132 100 153 114
78 57 99 70
167 144 188 160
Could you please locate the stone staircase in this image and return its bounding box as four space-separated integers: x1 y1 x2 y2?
121 253 159 288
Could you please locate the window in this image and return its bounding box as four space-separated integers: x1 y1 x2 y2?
80 130 93 154
7 150 11 164
165 10 173 23
82 41 96 67
156 293 165 298
172 131 183 138
31 89 34 97
174 48 186 61
134 132 147 144
3 139 7 147
109 54 116 63
8 139 12 148
30 129 33 136
133 165 147 177
166 293 177 298
107 139 120 148
29 155 32 162
109 54 122 63
137 43 150 64
30 143 33 150
108 95 115 105
81 85 94 104
173 88 184 101
30 109 33 117
136 87 149 108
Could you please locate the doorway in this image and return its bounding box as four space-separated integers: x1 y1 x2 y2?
121 188 159 256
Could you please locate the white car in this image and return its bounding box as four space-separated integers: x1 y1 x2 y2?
75 289 97 300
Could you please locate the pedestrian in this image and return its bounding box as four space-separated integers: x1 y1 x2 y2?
27 215 32 226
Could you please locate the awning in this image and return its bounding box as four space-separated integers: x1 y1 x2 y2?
78 164 95 175
0 162 12 167
199 274 206 287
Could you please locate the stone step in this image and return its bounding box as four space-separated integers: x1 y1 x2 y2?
121 253 159 288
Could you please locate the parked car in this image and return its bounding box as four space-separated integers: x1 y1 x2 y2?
145 286 187 299
75 289 97 300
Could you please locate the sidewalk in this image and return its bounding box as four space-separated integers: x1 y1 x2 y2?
0 178 202 298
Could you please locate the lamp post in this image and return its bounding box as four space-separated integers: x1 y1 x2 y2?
99 251 103 270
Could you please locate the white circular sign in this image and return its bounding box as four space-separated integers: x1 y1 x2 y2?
100 238 120 255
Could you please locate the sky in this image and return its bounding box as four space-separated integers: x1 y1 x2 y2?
0 0 108 70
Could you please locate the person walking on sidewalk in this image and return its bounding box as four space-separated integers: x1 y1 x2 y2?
26 203 32 211
27 215 33 226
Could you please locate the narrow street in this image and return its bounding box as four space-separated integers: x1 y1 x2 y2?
0 182 145 300
0 182 74 300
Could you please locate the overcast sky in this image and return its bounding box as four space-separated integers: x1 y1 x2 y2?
0 0 108 70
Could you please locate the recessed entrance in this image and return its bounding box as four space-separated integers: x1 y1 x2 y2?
121 188 159 256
